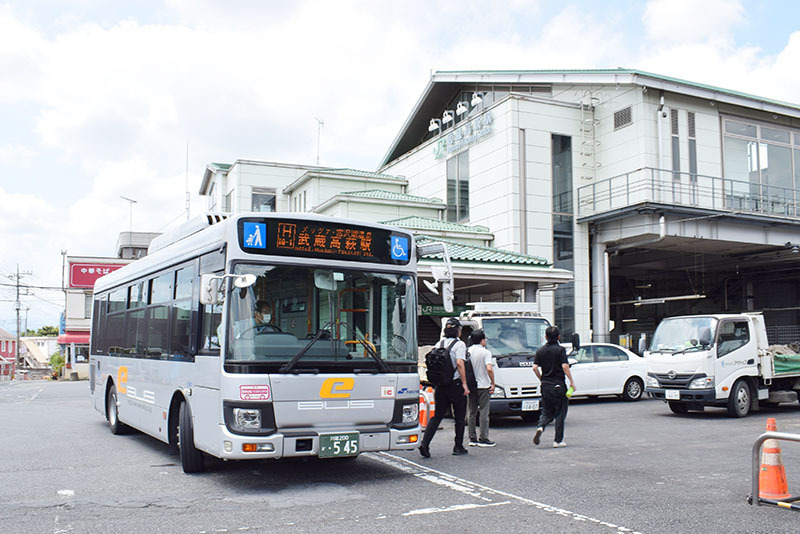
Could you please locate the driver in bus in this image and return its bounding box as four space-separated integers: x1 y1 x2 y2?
235 300 281 338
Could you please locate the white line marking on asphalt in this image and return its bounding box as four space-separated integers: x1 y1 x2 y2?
30 387 44 401
369 452 643 534
57 489 75 497
404 500 511 516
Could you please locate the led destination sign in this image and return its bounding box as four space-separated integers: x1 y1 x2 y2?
238 218 411 265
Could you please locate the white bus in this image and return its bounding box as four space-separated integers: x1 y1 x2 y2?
90 213 435 473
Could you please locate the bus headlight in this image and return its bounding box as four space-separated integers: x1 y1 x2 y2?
401 403 419 424
232 408 261 430
645 375 660 388
491 385 506 398
688 377 714 389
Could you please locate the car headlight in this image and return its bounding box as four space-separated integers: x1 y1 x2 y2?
688 376 714 389
645 375 660 388
401 402 419 424
491 385 506 398
232 408 261 430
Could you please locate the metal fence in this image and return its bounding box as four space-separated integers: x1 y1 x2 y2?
578 167 800 220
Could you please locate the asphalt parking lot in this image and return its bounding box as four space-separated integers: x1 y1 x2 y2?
2 381 799 533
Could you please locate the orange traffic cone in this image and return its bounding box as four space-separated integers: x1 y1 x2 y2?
759 418 792 500
419 387 435 429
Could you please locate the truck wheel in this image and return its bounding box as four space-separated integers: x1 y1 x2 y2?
107 384 129 435
668 401 688 414
622 377 644 401
727 380 751 418
178 400 205 473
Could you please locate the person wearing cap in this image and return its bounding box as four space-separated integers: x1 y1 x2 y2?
419 317 470 458
466 329 496 447
532 325 575 448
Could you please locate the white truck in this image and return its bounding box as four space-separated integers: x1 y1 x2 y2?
448 303 557 422
644 313 800 417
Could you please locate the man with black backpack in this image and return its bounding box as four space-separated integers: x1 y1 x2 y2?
419 317 470 457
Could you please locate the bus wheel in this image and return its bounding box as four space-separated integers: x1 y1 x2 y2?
178 400 205 473
727 380 751 418
107 385 129 435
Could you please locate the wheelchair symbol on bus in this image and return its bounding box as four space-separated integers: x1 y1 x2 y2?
390 236 408 260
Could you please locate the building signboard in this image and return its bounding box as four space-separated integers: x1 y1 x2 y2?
69 262 124 288
433 112 493 159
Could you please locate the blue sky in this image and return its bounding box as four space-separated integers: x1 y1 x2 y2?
1 0 800 332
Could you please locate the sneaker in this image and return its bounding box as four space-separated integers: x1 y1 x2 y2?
452 446 469 455
468 439 479 447
533 427 543 445
419 444 431 458
477 439 496 447
553 441 567 448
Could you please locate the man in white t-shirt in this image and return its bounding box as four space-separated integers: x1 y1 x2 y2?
466 329 496 447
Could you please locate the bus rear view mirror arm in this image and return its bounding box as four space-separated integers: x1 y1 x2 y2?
417 242 455 313
200 273 257 305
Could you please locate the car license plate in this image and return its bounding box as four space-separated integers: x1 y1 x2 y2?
319 432 359 458
522 399 539 411
665 390 680 400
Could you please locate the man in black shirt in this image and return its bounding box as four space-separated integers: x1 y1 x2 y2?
532 326 575 448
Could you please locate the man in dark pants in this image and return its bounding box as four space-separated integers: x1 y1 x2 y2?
532 326 575 448
419 317 470 457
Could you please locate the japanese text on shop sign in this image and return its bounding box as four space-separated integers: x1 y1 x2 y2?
69 263 124 288
276 222 374 257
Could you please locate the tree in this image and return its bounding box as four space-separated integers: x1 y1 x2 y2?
37 326 59 337
50 352 65 375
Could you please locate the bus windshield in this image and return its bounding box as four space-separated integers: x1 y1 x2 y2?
482 317 549 357
227 263 416 365
649 316 718 353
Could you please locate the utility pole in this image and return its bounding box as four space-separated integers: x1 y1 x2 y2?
11 265 32 375
120 196 137 233
61 250 68 377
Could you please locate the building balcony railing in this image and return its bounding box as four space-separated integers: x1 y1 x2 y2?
577 167 800 222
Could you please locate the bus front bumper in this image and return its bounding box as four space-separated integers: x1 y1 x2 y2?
218 426 420 460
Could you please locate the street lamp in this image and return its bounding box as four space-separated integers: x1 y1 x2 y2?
471 92 483 107
442 110 454 127
456 101 469 117
428 118 442 132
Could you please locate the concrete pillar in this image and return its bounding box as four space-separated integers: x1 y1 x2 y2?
591 240 610 342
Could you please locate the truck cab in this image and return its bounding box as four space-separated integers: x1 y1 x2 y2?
645 313 800 417
449 303 550 422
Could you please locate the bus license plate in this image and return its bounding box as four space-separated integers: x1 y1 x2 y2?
665 390 680 400
319 432 360 458
522 400 539 411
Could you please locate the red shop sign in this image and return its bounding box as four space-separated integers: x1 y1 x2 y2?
69 263 124 288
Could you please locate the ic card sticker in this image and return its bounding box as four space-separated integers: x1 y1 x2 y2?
240 385 270 401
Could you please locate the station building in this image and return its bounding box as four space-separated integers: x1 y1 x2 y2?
202 69 800 346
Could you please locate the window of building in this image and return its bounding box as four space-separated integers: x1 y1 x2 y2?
252 188 276 212
84 294 92 319
446 150 469 223
208 182 217 212
722 117 798 215
552 135 574 337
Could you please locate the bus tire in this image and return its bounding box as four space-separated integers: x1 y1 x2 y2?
727 379 751 418
178 400 205 473
107 384 129 435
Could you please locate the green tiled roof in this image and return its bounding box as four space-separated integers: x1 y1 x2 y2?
210 162 232 170
416 236 550 266
341 190 443 204
320 168 405 181
379 216 491 234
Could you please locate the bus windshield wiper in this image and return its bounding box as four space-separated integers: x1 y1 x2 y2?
280 321 334 374
339 321 391 373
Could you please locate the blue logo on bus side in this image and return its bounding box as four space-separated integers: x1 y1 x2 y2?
390 236 408 261
243 222 266 249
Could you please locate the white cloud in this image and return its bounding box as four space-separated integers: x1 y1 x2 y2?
643 0 745 44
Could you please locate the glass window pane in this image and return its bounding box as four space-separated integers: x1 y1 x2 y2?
762 143 793 215
124 309 146 355
446 156 457 222
761 127 791 144
795 133 800 146
129 282 145 309
146 306 169 358
109 288 127 313
175 265 194 300
149 272 173 303
252 192 276 212
172 301 192 358
458 151 469 222
725 120 756 137
201 303 223 352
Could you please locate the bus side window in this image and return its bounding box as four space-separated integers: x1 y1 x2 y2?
200 302 223 353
